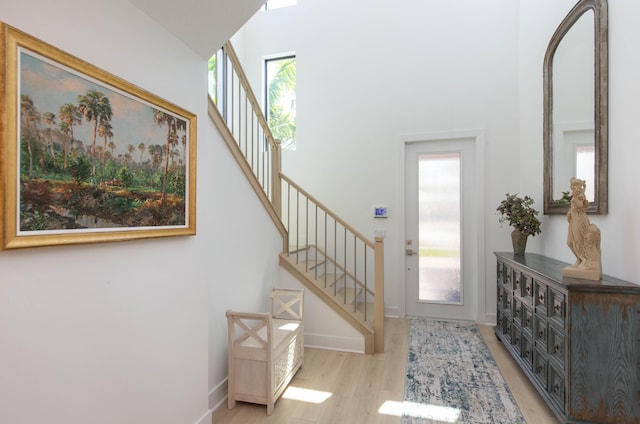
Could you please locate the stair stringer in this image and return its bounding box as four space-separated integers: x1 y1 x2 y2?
279 253 375 354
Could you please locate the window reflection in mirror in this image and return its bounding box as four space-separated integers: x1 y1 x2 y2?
553 128 595 202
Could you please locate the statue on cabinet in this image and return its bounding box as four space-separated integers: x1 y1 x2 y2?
562 177 602 280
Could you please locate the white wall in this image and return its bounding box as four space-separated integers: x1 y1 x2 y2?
0 0 282 422
235 0 640 325
232 0 521 322
520 0 640 285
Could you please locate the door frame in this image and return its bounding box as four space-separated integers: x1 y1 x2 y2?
396 130 486 322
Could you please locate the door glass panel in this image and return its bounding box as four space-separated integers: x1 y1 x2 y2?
418 152 461 304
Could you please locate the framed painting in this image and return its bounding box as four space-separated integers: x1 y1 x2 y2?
0 22 197 250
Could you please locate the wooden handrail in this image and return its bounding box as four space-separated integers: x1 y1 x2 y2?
223 42 276 150
280 173 375 249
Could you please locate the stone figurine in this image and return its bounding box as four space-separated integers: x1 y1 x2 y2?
562 177 602 280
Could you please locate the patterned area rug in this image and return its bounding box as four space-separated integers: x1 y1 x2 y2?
402 319 526 424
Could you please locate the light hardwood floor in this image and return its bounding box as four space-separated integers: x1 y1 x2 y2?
212 318 558 424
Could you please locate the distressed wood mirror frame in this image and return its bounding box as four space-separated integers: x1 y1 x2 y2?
543 0 608 215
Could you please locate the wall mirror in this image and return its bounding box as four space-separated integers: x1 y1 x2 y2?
543 0 608 215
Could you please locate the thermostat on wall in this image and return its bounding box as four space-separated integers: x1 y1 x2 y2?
374 206 388 218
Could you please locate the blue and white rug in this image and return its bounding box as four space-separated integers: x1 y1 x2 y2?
402 319 526 424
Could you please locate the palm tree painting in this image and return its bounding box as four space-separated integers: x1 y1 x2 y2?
9 44 195 242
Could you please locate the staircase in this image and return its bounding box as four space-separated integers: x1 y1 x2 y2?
208 42 384 354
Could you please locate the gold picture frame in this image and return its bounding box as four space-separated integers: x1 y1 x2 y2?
0 22 196 250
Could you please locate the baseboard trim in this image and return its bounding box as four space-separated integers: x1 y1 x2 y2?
384 306 399 317
305 332 364 353
208 378 228 412
484 312 497 326
193 409 213 424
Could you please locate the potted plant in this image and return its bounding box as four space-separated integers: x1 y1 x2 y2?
497 193 542 255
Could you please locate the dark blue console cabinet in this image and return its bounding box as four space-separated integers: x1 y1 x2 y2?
495 252 640 424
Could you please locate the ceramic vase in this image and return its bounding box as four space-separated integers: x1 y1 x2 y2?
511 229 528 255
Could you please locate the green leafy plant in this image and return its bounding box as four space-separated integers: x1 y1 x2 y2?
497 193 542 237
551 190 572 205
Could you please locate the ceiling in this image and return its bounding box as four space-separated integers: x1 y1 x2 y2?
128 0 265 59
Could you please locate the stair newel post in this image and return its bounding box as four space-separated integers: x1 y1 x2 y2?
271 139 282 215
374 236 385 353
314 203 318 280
353 233 357 313
271 139 285 251
324 212 328 288
343 227 347 304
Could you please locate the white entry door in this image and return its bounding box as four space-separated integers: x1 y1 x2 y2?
404 137 478 321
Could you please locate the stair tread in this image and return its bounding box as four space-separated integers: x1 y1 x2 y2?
288 258 326 271
337 287 363 305
358 302 375 321
316 272 345 286
304 259 326 269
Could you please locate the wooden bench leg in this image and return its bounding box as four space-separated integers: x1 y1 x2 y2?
228 395 236 410
228 370 236 410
